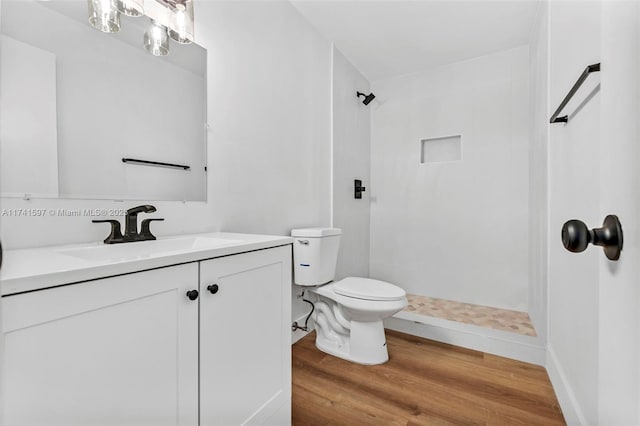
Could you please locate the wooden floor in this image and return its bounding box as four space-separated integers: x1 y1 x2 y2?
292 330 565 425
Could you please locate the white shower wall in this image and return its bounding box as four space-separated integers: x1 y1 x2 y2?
369 46 530 311
332 47 371 280
528 2 549 343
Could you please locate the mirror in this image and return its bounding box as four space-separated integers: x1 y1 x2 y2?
0 0 207 201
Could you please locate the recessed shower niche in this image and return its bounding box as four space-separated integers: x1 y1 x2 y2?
420 135 462 164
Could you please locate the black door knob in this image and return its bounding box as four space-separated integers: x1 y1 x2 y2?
186 290 199 301
207 284 219 294
561 220 591 253
561 215 623 261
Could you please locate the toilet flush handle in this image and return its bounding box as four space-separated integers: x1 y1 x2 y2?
297 239 309 245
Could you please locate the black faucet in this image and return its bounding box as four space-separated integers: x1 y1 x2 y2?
124 205 156 241
93 205 164 244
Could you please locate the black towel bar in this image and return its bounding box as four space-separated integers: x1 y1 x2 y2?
122 158 190 170
549 63 600 124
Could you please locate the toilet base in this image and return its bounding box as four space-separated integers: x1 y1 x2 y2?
315 320 389 365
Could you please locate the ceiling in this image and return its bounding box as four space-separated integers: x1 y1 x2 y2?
290 0 541 82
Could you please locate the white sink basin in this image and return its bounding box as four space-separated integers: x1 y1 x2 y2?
57 236 243 262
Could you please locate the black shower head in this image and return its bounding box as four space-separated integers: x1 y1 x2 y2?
356 91 375 105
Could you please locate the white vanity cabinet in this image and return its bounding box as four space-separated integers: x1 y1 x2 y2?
3 263 200 426
2 241 292 426
199 245 292 426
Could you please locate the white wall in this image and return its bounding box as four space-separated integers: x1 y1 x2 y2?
197 1 331 237
0 0 332 251
332 47 371 280
597 3 640 423
1 2 7 423
547 3 640 424
369 46 530 312
527 2 548 344
547 2 601 423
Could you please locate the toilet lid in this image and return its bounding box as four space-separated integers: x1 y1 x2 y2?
333 277 406 301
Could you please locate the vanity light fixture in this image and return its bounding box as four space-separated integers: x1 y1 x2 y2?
167 1 192 44
115 0 144 17
144 19 170 56
88 0 121 33
88 0 194 56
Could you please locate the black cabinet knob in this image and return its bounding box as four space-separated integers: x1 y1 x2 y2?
186 290 199 301
207 284 219 294
561 215 623 261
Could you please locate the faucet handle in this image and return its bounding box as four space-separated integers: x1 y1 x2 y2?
92 220 124 244
140 218 164 240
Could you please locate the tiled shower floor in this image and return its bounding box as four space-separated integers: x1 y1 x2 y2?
404 294 537 337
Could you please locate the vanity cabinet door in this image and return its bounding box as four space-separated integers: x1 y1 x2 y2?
199 246 292 426
3 263 199 426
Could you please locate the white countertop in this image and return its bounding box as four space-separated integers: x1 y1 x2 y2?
1 232 293 296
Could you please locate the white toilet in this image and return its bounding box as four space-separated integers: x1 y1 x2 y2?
291 227 407 365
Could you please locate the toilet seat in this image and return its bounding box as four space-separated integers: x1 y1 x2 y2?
333 277 406 301
312 282 407 316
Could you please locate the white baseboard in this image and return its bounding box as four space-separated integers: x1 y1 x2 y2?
385 312 546 366
546 345 586 425
291 313 314 344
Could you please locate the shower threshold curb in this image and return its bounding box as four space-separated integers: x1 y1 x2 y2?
386 311 545 366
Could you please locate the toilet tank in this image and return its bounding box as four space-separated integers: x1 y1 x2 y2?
291 228 342 286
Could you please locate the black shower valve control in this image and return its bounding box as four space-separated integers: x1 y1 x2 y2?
355 179 366 199
561 215 623 261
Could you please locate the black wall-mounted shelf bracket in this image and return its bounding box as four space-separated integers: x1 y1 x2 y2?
549 63 600 124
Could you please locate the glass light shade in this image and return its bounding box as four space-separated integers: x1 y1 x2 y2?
88 0 120 33
115 0 144 17
144 20 170 56
167 5 192 44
